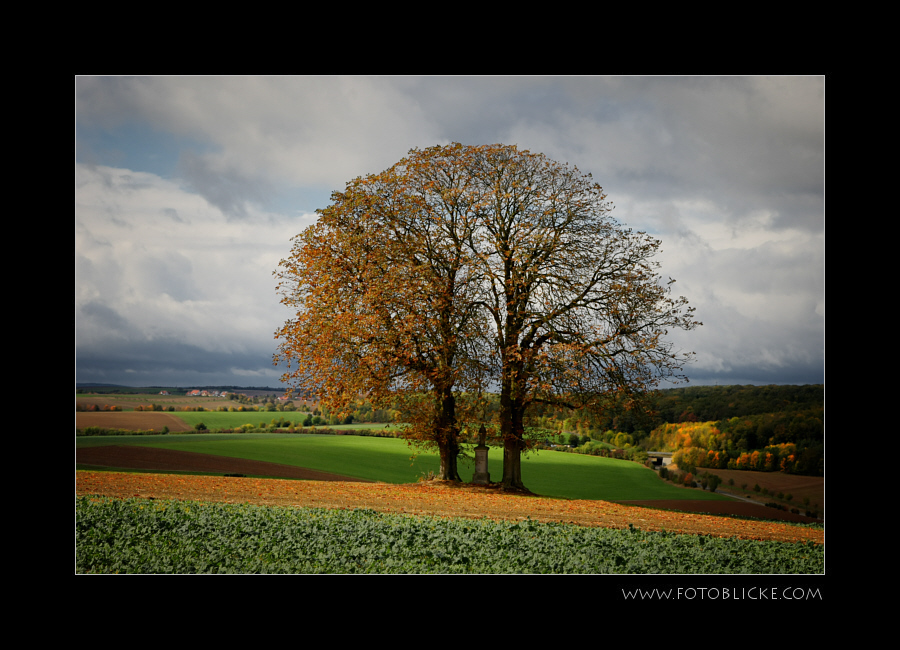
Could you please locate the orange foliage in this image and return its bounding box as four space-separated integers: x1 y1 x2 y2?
275 143 700 489
274 145 492 479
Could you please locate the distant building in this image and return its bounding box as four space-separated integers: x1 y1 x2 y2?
647 451 673 468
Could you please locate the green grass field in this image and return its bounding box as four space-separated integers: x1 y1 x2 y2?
76 433 726 502
167 411 397 431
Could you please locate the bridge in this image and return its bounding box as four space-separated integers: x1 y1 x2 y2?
646 451 673 467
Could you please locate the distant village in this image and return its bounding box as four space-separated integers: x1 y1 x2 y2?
159 390 232 397
159 389 292 401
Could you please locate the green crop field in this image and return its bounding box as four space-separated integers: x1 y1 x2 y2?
166 411 397 430
76 496 824 574
76 433 726 502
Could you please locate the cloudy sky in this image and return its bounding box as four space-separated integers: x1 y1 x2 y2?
75 76 824 389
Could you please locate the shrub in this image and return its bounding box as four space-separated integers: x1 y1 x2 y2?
77 427 168 436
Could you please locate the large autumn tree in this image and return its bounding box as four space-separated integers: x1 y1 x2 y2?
276 142 699 490
274 147 491 480
458 143 701 489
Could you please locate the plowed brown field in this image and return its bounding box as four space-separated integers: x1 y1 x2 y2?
76 412 194 432
77 445 372 482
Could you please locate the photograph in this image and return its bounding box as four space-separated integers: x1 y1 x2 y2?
76 76 824 585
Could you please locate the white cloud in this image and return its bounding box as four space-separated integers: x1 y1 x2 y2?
75 163 314 376
78 76 444 191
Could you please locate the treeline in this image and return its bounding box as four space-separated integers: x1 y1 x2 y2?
649 384 823 424
77 426 169 436
524 385 822 439
522 384 823 476
644 386 823 476
649 420 822 476
76 404 123 412
233 398 401 425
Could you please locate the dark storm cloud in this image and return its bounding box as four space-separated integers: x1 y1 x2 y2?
77 301 134 339
76 334 278 386
688 360 824 387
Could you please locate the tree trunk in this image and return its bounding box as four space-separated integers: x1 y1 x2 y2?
498 372 527 490
434 382 461 481
438 441 462 481
501 438 525 489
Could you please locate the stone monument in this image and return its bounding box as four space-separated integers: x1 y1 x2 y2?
472 424 491 485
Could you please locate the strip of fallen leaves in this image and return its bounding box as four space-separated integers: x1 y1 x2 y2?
75 471 822 545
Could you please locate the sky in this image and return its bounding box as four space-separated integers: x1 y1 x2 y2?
75 76 824 389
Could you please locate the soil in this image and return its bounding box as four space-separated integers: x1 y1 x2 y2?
76 412 194 432
617 498 813 522
75 445 824 544
76 445 373 482
693 467 823 510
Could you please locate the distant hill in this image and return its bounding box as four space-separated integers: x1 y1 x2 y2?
76 384 287 395
650 384 823 423
526 384 824 449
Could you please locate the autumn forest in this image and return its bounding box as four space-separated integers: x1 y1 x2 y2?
530 383 824 476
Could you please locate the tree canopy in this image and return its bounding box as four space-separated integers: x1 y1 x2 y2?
275 143 700 489
274 146 491 480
